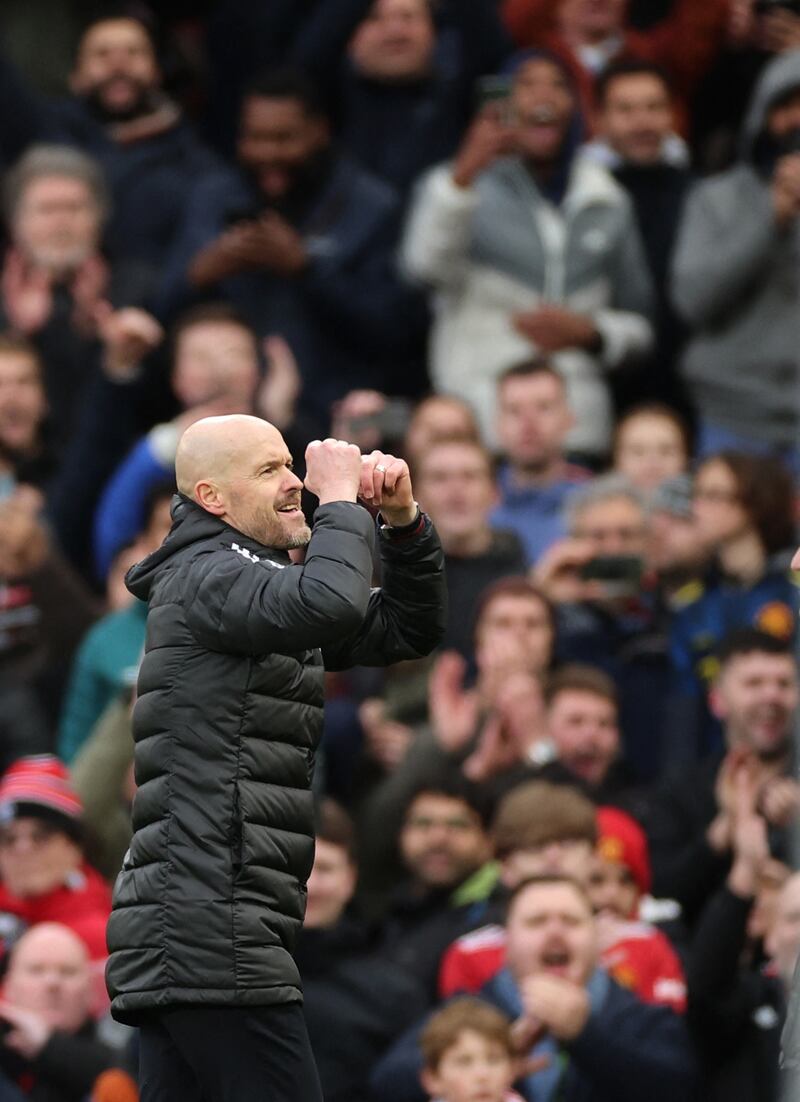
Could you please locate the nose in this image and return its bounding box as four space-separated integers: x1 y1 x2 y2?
285 469 303 493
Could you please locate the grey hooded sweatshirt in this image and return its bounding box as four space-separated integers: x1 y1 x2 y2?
671 51 800 447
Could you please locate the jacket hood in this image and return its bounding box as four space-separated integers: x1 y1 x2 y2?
124 494 290 601
741 49 800 160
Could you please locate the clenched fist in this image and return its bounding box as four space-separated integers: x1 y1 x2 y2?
359 450 417 526
304 438 363 505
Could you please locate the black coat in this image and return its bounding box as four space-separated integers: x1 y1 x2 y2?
688 886 784 1102
0 1020 120 1102
296 918 428 1102
106 496 446 1023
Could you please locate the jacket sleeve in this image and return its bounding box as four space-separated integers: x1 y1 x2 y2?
322 513 446 670
629 0 728 96
93 435 173 579
57 627 110 765
646 778 730 916
592 199 654 369
401 165 478 289
184 502 376 655
33 1031 117 1096
369 1017 429 1102
299 200 429 358
687 885 767 1045
670 177 779 327
568 994 697 1102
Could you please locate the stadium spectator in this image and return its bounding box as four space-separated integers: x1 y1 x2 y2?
0 489 99 766
413 437 528 658
159 67 428 428
0 923 128 1101
357 578 556 875
371 875 697 1102
419 998 521 1102
401 49 653 458
70 697 135 885
489 361 591 567
296 799 427 1102
589 60 692 413
0 13 216 265
669 452 797 758
689 769 800 1102
0 337 54 493
534 474 669 779
611 404 690 494
648 629 799 929
374 779 495 1000
0 757 111 991
0 145 163 565
501 0 728 131
534 666 644 815
303 0 514 197
92 305 261 579
403 394 481 467
646 474 708 605
58 483 174 764
671 50 800 467
440 786 684 1013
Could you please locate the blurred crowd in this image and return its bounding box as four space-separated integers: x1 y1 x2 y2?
1 0 800 1099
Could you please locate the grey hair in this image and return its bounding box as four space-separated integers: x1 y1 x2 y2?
3 144 110 225
564 472 647 534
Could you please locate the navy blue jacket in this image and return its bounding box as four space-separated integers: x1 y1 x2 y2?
0 53 217 266
370 970 696 1102
157 154 429 424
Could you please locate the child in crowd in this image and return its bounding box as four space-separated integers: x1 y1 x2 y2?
420 998 523 1102
612 404 690 494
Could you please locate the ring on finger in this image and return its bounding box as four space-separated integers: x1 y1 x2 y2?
375 464 387 473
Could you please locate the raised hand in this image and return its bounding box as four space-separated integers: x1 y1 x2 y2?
304 438 363 505
359 450 417 526
428 651 481 753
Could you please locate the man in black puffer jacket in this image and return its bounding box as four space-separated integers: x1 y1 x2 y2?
105 414 446 1102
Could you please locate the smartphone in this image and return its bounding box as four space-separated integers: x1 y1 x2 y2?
580 555 644 594
475 75 515 123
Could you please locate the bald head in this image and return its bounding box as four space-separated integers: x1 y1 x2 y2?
10 922 88 971
176 415 309 549
5 922 93 1033
176 415 281 499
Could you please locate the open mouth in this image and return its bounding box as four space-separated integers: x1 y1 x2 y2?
277 502 303 518
540 947 571 976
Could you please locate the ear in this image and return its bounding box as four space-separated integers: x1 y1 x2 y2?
194 480 226 516
709 683 727 722
420 1068 440 1098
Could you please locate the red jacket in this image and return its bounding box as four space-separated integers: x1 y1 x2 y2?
0 861 111 961
501 0 730 133
439 919 687 1013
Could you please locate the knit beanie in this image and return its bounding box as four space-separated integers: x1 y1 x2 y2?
0 756 84 842
596 806 651 896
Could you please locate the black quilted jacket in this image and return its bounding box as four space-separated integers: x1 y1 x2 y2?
106 495 445 1024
